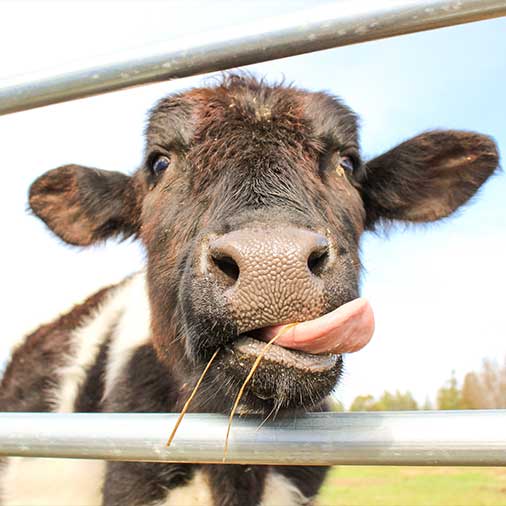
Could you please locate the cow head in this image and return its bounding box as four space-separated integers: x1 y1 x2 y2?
29 76 498 414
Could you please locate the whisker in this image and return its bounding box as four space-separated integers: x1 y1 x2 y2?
256 403 277 432
272 400 283 422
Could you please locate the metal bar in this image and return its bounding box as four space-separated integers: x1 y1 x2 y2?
1 0 505 116
1 411 505 466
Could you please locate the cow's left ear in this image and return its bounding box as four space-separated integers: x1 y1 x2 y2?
361 130 499 228
29 164 143 246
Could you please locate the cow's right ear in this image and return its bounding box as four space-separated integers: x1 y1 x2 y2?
360 131 498 228
29 164 143 246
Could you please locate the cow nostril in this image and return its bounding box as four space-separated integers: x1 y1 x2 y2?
211 254 240 284
307 248 329 277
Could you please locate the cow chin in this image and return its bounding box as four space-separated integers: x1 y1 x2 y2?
208 338 343 413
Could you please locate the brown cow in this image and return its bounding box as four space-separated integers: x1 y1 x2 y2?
0 75 498 506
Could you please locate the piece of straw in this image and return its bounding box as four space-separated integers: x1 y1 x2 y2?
223 323 297 462
166 348 220 447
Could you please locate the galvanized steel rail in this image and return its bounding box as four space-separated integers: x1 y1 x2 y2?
0 0 505 115
1 411 505 465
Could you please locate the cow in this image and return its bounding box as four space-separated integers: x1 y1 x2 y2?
0 75 499 506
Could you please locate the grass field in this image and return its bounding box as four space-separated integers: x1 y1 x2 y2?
317 466 506 506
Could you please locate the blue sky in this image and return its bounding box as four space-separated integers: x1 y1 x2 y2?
0 1 504 406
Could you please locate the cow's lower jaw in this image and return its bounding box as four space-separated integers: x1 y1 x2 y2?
177 297 374 411
232 337 339 373
219 338 342 410
213 298 373 410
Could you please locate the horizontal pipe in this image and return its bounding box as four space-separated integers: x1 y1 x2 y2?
1 0 505 115
1 411 505 466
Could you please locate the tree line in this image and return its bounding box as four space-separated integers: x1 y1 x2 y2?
331 357 506 412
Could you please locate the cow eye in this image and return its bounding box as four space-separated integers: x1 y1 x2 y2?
151 155 171 176
339 156 355 173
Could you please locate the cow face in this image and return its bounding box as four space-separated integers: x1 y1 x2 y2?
29 76 498 414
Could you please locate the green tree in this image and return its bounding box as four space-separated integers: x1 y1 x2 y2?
376 390 418 410
437 371 463 410
349 391 418 411
349 394 376 411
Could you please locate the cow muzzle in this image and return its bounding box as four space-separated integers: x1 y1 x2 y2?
205 226 331 333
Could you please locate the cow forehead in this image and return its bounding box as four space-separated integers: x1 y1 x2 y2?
146 78 359 153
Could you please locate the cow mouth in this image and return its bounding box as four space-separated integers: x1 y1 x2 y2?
229 297 374 373
231 336 339 373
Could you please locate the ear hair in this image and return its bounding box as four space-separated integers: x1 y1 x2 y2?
29 164 143 246
361 130 499 228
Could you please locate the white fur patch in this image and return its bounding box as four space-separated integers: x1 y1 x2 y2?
156 470 308 506
54 278 133 413
52 272 150 411
260 472 310 506
160 470 213 506
1 457 105 506
103 272 151 400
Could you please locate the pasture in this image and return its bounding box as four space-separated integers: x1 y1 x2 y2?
318 466 506 506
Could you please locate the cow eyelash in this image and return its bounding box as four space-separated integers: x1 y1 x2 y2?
146 151 173 179
319 149 359 178
337 154 359 175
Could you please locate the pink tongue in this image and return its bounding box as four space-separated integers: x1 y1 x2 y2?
258 298 374 355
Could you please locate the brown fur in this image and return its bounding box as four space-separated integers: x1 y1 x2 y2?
362 130 499 226
0 285 113 412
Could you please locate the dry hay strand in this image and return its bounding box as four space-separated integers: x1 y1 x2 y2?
223 323 297 462
166 348 220 447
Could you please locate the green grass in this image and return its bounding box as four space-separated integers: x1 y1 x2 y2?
317 466 506 506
